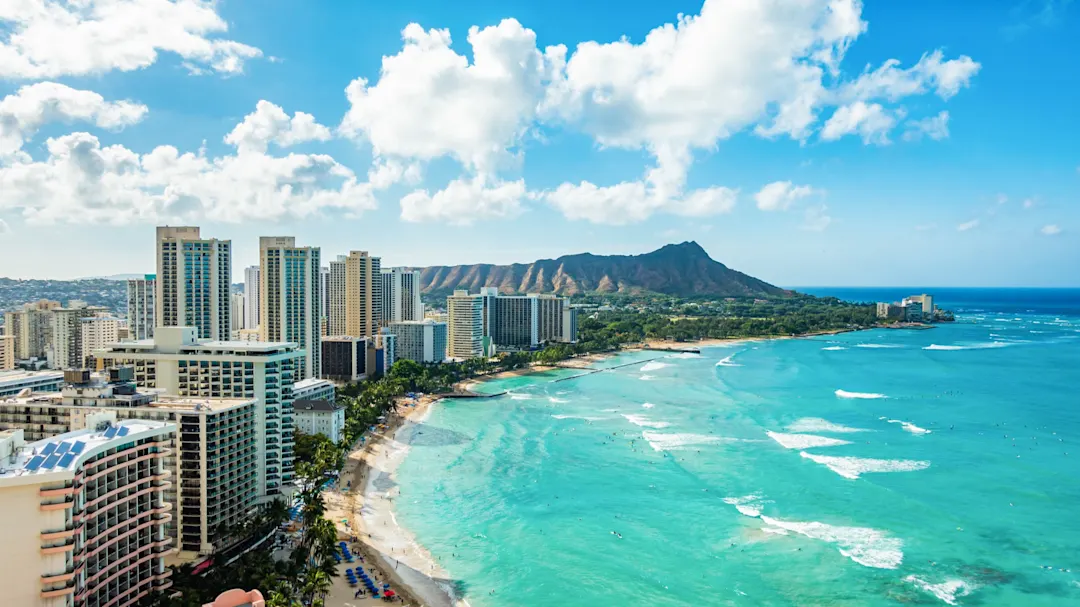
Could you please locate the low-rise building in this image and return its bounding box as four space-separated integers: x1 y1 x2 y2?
293 378 336 403
0 419 175 607
293 400 345 443
0 369 65 397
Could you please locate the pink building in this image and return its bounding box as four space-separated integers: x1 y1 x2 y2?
203 588 266 607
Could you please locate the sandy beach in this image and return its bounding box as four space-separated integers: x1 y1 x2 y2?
325 395 467 607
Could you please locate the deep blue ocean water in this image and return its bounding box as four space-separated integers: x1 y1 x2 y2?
394 289 1080 606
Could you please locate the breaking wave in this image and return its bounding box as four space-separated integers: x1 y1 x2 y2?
641 403 655 409
835 389 887 399
722 494 766 518
640 361 671 372
885 419 931 435
924 342 1010 351
822 346 847 351
768 431 853 450
787 418 867 434
715 352 742 367
799 452 930 479
642 432 723 452
854 343 903 349
622 414 671 429
904 576 976 605
667 352 700 359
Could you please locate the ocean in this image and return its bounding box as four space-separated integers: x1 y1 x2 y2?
392 289 1080 606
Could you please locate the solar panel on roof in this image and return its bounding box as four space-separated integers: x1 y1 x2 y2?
55 442 71 456
43 454 61 469
58 453 75 468
25 456 45 471
41 443 57 456
103 427 118 438
117 427 129 437
71 441 85 454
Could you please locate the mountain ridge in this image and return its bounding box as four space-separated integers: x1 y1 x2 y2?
415 241 789 298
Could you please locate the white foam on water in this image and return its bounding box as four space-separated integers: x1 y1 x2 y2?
548 397 569 403
622 413 672 429
722 494 766 517
642 403 656 409
760 516 904 569
854 343 903 349
799 452 930 479
924 342 1010 351
642 431 724 452
787 418 867 434
886 419 932 435
640 361 671 372
716 352 742 367
822 346 847 351
768 431 853 450
551 414 603 421
835 389 887 399
639 374 655 381
667 352 700 359
509 393 533 400
761 527 789 536
904 576 976 605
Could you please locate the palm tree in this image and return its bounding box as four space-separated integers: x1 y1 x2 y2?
301 568 333 604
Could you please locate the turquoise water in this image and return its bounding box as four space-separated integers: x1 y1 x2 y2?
395 302 1080 606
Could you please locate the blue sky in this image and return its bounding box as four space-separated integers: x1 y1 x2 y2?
0 0 1077 287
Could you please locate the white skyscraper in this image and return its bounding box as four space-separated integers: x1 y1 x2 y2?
126 274 156 340
244 265 261 331
381 267 424 323
231 292 246 330
260 237 322 379
155 226 232 341
447 290 486 359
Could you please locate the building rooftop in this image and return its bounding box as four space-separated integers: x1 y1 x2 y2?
294 377 333 389
293 399 340 412
0 370 64 387
149 395 254 412
0 419 171 480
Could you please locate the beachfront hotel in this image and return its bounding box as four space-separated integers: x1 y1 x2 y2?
386 319 448 363
0 368 260 558
259 237 322 380
95 327 301 502
380 267 424 323
446 288 578 357
0 419 174 607
155 226 233 342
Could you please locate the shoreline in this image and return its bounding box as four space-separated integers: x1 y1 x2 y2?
325 395 465 607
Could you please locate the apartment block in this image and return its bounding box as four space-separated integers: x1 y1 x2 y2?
386 320 447 363
4 300 61 360
230 293 245 331
126 276 156 341
95 327 300 501
155 226 232 341
259 237 321 380
344 251 382 339
380 267 423 323
1 333 14 371
80 316 121 368
50 305 107 370
243 266 260 332
327 256 347 337
321 336 367 383
0 419 174 607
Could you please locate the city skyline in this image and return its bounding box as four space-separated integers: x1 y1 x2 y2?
1 1 1078 288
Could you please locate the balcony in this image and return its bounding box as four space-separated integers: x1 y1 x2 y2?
40 581 76 599
40 498 75 511
40 538 75 555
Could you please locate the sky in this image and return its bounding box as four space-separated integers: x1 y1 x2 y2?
0 0 1077 287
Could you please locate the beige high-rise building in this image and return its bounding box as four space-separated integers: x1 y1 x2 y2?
344 251 382 339
96 327 301 501
327 256 347 336
49 305 106 370
155 226 232 341
259 237 322 380
0 334 14 370
0 419 174 607
4 299 61 360
80 315 121 367
447 290 486 359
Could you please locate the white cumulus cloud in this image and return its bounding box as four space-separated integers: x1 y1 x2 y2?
755 181 816 211
0 101 380 225
957 218 980 232
224 100 332 153
340 19 561 175
820 101 898 144
801 204 832 231
400 176 528 224
544 178 737 225
0 0 262 78
838 50 980 102
903 111 950 142
0 82 147 157
1041 224 1061 236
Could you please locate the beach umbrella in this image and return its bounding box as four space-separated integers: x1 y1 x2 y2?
385 590 396 598
383 583 390 589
